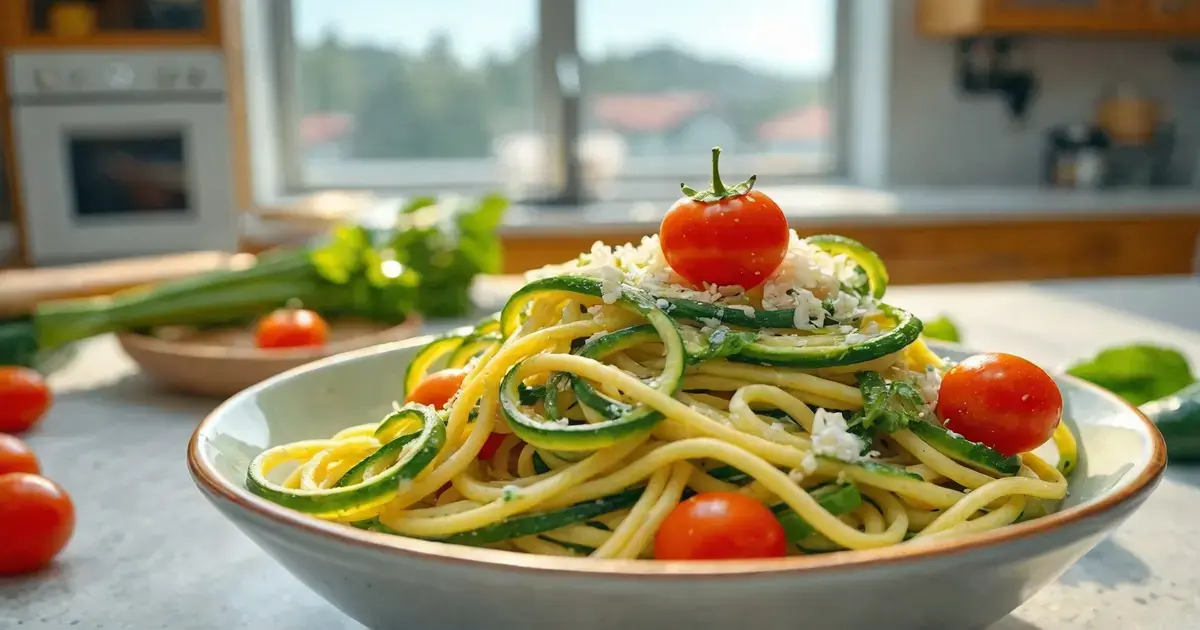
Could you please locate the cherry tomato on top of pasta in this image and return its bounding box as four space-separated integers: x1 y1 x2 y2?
0 367 53 434
659 148 788 290
405 368 468 409
254 308 330 349
0 433 39 476
0 473 75 575
654 492 787 560
937 352 1063 457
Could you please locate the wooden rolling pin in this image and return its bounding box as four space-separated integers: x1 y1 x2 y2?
0 251 251 318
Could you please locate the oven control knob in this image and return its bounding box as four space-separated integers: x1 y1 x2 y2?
34 70 58 91
186 67 206 88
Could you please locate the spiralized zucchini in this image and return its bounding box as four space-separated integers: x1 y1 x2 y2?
246 235 1073 559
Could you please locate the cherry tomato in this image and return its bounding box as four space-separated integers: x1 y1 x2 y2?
937 353 1063 457
660 148 788 290
405 368 468 409
0 473 75 575
0 433 39 476
254 308 330 349
477 432 508 461
654 492 787 560
0 367 52 434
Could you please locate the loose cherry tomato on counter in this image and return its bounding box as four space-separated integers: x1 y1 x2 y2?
254 308 330 349
405 368 469 409
476 432 509 461
937 352 1063 457
0 367 53 434
659 147 789 290
0 433 39 476
654 491 787 560
0 473 75 575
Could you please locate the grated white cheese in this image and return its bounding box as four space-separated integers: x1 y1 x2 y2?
501 485 521 502
800 451 819 475
836 471 849 485
915 366 943 407
810 409 867 463
655 298 670 309
829 292 861 321
525 230 856 325
787 468 807 485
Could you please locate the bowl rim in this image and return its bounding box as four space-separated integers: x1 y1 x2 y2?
188 335 1167 578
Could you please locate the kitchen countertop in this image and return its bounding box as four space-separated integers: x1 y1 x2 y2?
3 275 1200 629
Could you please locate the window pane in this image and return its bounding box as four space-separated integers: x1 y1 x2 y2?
292 0 537 188
579 0 837 179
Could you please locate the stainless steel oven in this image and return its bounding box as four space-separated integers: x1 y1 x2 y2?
7 51 236 264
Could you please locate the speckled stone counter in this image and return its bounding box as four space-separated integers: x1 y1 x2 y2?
3 277 1200 630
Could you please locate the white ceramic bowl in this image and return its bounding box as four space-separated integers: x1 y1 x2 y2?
188 338 1166 630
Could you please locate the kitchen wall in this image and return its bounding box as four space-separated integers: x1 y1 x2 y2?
885 0 1200 187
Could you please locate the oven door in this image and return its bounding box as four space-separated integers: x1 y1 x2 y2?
13 101 237 264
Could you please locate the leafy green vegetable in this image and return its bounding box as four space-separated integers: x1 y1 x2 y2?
1067 344 1196 406
922 315 961 343
854 371 927 435
388 194 509 317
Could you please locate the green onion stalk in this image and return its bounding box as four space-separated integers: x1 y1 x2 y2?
0 194 508 369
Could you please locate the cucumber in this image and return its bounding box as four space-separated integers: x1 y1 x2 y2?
245 404 445 517
435 487 645 546
1141 382 1200 462
908 419 1022 476
730 305 922 368
498 277 685 451
772 482 863 542
402 326 473 397
805 234 889 299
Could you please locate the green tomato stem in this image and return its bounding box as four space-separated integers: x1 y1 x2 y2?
680 146 757 203
710 147 726 196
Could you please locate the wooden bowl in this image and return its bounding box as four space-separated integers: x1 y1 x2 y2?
118 317 422 398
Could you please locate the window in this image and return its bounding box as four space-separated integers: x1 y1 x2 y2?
275 0 841 201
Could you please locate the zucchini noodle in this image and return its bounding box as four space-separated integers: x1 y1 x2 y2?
246 231 1073 559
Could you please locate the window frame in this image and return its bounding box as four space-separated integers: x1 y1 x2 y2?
267 0 851 201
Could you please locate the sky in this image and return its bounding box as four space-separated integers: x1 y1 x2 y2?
295 0 835 76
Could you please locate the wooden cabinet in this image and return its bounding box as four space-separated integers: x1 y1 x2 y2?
920 0 1200 36
1142 0 1200 32
0 0 222 49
